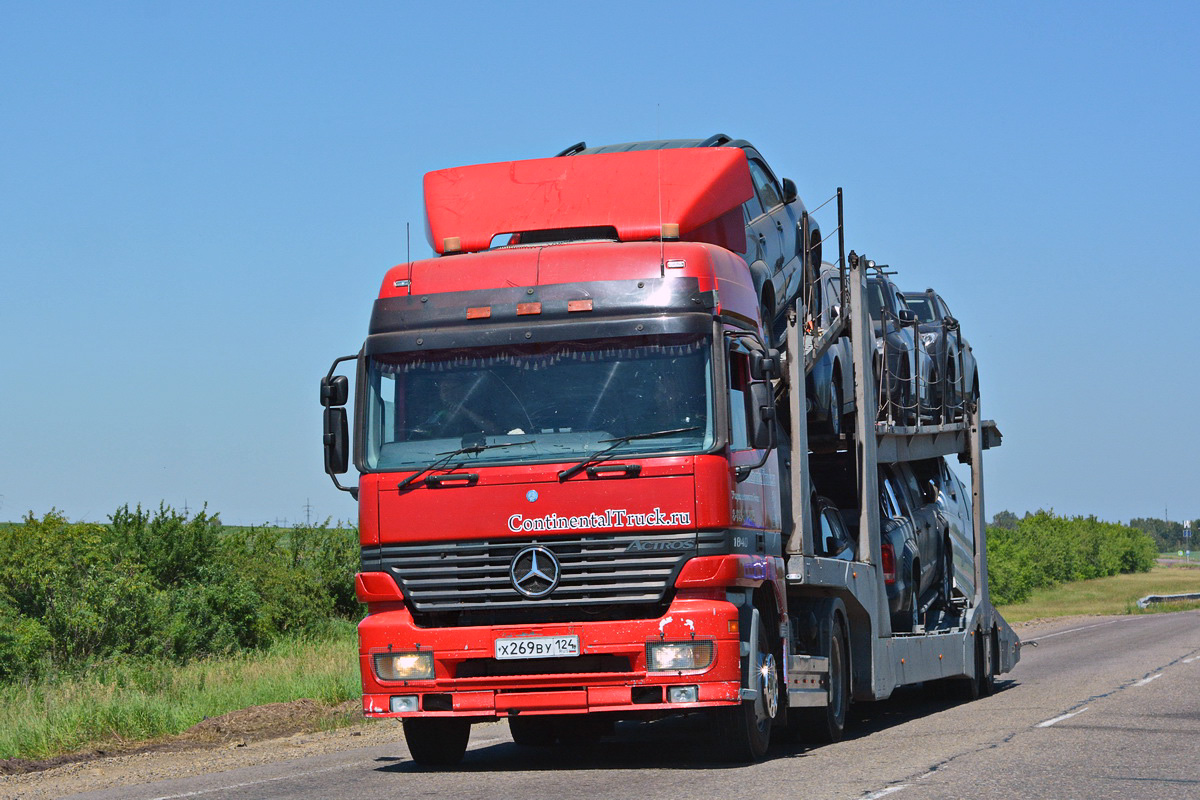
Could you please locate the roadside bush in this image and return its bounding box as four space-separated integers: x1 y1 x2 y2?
0 506 360 684
987 510 1157 605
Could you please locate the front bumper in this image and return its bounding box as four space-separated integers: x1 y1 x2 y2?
358 596 743 718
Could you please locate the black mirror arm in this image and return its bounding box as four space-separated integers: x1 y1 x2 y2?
328 473 359 499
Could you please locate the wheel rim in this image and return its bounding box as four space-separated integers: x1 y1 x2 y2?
757 652 779 724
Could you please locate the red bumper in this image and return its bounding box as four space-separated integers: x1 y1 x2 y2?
358 596 743 718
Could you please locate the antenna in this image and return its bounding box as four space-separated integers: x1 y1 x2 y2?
406 222 411 265
657 104 664 274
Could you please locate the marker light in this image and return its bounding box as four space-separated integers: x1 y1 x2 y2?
374 651 435 681
443 237 462 253
516 302 542 315
661 223 680 240
646 641 714 672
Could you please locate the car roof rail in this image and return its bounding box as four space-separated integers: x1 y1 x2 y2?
699 133 732 147
555 141 587 157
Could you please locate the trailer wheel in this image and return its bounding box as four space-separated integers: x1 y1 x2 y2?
402 718 471 766
797 615 850 743
978 629 995 697
716 614 778 762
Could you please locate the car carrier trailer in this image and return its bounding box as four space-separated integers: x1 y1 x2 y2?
319 146 1019 765
780 235 1018 744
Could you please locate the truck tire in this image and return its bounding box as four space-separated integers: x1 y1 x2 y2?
402 717 471 766
978 629 995 697
508 715 557 746
716 611 779 762
797 614 850 743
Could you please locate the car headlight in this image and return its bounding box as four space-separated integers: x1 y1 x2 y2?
920 332 939 347
374 651 434 681
874 338 885 352
646 641 715 671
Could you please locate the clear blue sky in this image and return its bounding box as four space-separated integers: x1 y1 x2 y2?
2 1 1197 526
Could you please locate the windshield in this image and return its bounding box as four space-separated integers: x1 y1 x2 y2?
364 334 714 471
906 296 936 323
867 281 887 321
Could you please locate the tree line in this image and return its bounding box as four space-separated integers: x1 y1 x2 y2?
0 505 359 684
986 510 1158 605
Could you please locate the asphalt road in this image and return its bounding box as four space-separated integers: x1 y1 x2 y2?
64 611 1200 800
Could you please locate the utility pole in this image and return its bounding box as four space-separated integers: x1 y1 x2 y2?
304 498 313 527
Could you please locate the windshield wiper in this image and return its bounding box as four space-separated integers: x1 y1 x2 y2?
398 440 534 490
557 426 700 482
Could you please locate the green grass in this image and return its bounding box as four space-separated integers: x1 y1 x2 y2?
0 623 360 761
997 563 1200 623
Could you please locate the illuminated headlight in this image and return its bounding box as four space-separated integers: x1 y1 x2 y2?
920 332 939 347
646 641 714 671
389 695 419 713
374 651 434 681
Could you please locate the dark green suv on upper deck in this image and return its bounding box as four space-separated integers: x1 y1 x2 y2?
557 134 822 337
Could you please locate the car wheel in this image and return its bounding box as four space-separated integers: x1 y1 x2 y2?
829 380 843 437
940 538 954 609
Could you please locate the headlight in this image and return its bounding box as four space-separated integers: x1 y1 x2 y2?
646 641 715 671
874 338 885 352
374 651 434 681
920 332 939 347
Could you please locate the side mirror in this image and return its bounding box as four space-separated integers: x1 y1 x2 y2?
749 348 781 380
943 315 960 331
323 407 349 475
321 375 349 407
748 381 776 450
781 177 798 205
897 309 917 325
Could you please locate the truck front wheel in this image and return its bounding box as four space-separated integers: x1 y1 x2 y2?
716 614 779 762
402 717 472 766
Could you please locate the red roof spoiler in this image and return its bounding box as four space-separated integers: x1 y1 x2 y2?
423 148 753 255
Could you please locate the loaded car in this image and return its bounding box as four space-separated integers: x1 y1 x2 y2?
806 263 856 437
911 457 976 604
868 272 935 425
810 456 945 632
559 135 822 341
902 288 979 422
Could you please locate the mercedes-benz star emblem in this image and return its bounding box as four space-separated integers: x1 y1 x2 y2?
510 546 561 599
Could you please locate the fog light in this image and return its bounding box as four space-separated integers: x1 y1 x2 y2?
646 641 714 671
389 695 418 713
374 651 434 681
666 685 699 704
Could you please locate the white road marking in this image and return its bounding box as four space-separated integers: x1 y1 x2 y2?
1134 673 1163 686
147 761 370 800
1183 655 1199 664
1036 707 1088 728
1026 618 1131 643
863 786 909 799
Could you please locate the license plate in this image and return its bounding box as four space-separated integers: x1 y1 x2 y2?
494 635 580 660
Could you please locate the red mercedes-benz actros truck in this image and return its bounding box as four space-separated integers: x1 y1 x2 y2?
320 143 1018 765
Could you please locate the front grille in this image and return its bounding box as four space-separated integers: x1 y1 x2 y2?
362 531 725 625
456 655 631 678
